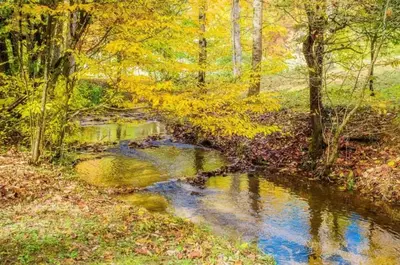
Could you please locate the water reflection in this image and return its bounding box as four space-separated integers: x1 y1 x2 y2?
148 174 400 265
74 121 400 264
117 193 168 212
75 156 167 188
194 148 205 173
138 146 225 178
74 121 166 143
76 146 225 188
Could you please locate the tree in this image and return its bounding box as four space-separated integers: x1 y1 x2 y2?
248 0 263 96
323 0 393 174
231 0 242 79
302 0 327 162
198 0 207 88
355 0 400 95
0 0 283 159
28 1 90 163
0 1 113 161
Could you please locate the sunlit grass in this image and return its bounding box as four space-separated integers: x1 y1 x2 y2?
275 66 400 112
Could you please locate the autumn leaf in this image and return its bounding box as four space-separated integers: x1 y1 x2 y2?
134 247 152 256
188 250 203 259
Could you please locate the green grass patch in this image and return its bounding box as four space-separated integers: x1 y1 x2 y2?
276 66 400 112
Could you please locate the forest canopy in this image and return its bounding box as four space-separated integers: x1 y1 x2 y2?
0 0 399 173
1 1 400 264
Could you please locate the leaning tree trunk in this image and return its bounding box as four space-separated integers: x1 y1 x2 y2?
198 0 207 89
231 0 242 79
303 1 326 163
248 0 263 96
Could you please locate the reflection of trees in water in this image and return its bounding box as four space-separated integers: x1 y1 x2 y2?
109 157 128 184
248 173 262 252
116 124 122 141
260 175 400 264
332 212 341 243
194 148 205 173
107 126 111 141
91 126 112 142
367 223 377 259
156 122 161 134
307 195 323 265
81 122 165 143
229 174 241 196
248 173 261 217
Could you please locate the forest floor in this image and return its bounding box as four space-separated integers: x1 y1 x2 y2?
0 151 273 265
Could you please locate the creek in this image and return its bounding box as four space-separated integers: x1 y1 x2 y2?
75 121 400 265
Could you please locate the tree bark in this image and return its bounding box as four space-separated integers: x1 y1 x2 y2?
54 78 74 159
55 2 79 159
10 32 20 74
0 36 11 74
231 0 242 79
248 0 263 96
32 15 55 164
303 1 326 162
369 36 377 96
198 0 207 88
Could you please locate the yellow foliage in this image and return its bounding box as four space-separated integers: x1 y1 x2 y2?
121 77 280 138
52 0 286 139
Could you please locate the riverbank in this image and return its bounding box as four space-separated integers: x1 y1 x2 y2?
168 108 400 206
69 109 400 206
0 151 273 265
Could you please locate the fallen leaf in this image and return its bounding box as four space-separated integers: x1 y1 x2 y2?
188 250 202 259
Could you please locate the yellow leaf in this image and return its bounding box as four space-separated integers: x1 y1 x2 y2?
388 161 396 168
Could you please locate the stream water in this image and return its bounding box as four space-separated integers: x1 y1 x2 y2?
75 121 400 265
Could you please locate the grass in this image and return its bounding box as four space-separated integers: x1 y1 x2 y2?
272 65 400 112
0 153 274 265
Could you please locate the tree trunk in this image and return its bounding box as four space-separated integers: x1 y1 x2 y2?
55 1 75 160
0 36 11 74
54 78 74 159
32 15 55 164
55 3 91 159
198 0 207 88
55 57 75 160
369 36 377 96
248 0 263 96
231 0 242 79
32 77 51 163
10 32 20 74
303 1 326 162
